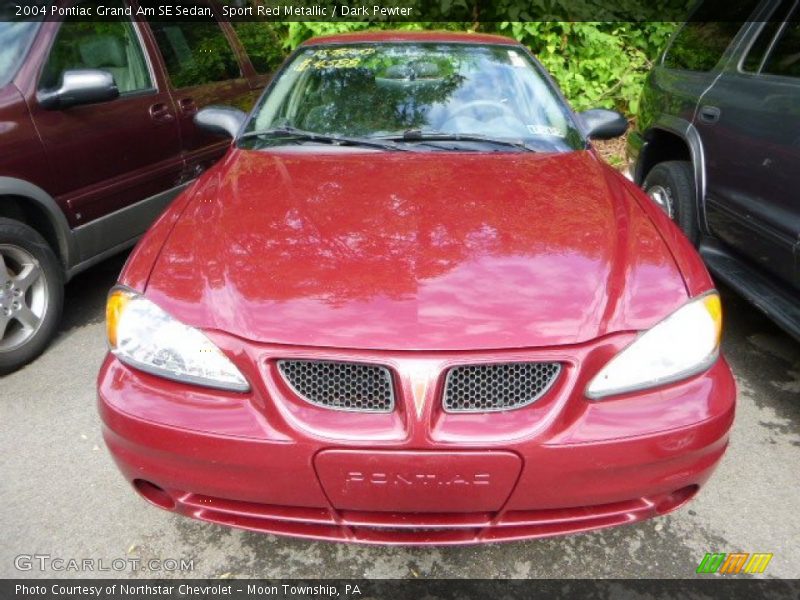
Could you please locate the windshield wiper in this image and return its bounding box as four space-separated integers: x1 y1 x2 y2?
374 129 537 152
238 126 410 152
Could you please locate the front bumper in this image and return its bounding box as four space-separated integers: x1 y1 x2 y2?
98 335 735 545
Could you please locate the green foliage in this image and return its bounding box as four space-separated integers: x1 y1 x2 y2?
266 21 678 116
496 21 677 114
231 22 287 74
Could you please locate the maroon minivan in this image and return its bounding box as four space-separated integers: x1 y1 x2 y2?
0 4 277 372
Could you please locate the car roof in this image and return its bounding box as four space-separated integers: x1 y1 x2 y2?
300 31 521 47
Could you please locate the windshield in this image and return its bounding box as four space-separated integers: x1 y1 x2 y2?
0 22 39 88
244 42 584 152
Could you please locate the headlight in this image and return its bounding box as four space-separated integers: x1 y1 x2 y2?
586 291 722 399
106 287 250 392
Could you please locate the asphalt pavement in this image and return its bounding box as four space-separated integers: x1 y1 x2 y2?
1 252 798 579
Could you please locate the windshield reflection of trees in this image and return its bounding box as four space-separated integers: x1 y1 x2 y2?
253 45 581 151
278 50 470 136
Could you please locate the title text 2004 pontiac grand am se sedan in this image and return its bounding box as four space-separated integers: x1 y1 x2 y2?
98 32 735 545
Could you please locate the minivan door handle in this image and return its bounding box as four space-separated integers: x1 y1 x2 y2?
699 105 721 124
148 102 175 124
178 97 198 116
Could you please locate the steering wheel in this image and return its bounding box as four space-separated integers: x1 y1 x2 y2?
445 100 517 122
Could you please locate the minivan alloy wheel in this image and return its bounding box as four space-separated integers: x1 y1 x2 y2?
0 245 48 352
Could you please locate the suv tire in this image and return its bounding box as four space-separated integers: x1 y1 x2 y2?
643 161 698 243
0 218 64 374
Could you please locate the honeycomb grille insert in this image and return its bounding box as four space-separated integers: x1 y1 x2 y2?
443 362 561 412
278 360 395 412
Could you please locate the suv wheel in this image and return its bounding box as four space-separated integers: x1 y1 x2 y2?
0 218 63 374
643 161 698 243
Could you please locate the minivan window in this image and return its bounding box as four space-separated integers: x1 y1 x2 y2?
761 20 800 78
40 13 152 94
0 22 39 87
231 22 284 75
663 0 759 72
148 19 241 88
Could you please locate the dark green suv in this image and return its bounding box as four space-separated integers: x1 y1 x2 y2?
628 0 800 340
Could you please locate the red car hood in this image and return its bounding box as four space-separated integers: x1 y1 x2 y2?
146 149 688 350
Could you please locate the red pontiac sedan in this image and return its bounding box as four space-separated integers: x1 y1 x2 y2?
98 32 735 544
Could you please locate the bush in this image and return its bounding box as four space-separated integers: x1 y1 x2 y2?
496 22 677 114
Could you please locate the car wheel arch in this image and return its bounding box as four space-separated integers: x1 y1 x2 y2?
0 177 76 275
638 118 708 234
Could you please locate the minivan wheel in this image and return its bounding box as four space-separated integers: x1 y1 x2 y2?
643 161 698 243
0 218 63 374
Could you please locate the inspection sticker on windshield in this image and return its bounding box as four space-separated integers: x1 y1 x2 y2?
527 124 562 136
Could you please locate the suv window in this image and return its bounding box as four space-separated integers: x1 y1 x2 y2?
148 19 241 88
663 0 759 72
40 10 151 94
743 21 785 72
761 20 800 78
742 0 796 72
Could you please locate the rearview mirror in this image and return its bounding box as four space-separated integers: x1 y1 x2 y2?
194 106 247 139
37 69 119 110
579 108 628 140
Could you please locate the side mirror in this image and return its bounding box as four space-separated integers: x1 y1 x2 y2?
194 106 247 139
579 108 628 140
38 69 119 110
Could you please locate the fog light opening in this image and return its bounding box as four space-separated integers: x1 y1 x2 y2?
133 479 175 510
655 485 698 515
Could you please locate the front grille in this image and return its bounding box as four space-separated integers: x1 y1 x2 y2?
443 362 561 412
277 360 395 412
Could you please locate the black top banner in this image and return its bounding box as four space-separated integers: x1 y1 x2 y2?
1 0 780 23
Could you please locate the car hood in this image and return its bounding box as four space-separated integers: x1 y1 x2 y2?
145 149 688 350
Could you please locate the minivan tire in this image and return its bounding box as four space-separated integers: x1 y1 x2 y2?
0 218 63 374
643 161 698 243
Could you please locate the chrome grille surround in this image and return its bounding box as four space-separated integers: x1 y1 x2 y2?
443 362 561 413
277 359 395 412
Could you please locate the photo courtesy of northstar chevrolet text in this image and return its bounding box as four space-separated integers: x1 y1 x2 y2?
0 0 798 594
